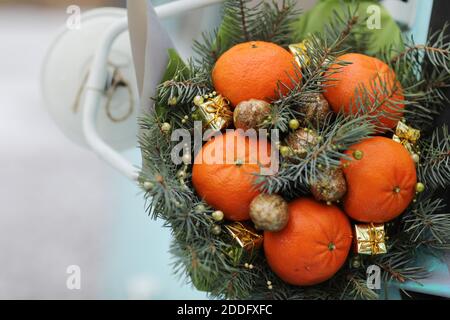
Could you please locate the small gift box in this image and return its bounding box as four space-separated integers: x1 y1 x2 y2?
289 41 310 67
225 222 263 252
392 120 420 156
193 92 233 131
354 223 387 255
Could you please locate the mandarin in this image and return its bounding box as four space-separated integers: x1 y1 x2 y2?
264 198 352 286
324 53 404 130
192 131 271 221
212 41 298 107
342 136 417 223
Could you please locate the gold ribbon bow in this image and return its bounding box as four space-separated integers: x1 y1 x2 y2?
392 120 420 155
355 223 387 255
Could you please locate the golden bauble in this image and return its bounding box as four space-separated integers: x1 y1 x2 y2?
310 168 347 203
233 99 271 130
249 194 289 232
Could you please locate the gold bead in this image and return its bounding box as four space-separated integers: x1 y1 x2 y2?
279 146 291 158
181 119 187 124
211 225 221 235
288 119 300 130
193 95 204 106
195 204 206 213
416 182 425 193
353 150 364 160
143 181 154 191
161 122 171 133
266 281 272 285
351 257 361 268
212 210 224 222
248 264 254 269
244 263 249 268
176 170 186 179
168 96 178 106
268 285 273 290
182 154 191 164
412 153 420 163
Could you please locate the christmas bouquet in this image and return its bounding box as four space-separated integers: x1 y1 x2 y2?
138 1 450 299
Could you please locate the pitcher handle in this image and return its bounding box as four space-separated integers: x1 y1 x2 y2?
82 0 223 181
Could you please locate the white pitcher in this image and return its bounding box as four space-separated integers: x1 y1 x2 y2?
42 0 224 181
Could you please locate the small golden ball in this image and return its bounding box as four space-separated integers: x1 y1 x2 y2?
279 146 292 158
161 122 171 133
211 225 222 235
416 182 425 193
193 95 204 106
212 210 224 221
288 119 300 130
168 96 178 106
233 99 271 130
311 168 347 203
285 128 319 160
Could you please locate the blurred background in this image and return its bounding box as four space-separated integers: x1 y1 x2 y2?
0 0 444 299
0 0 208 300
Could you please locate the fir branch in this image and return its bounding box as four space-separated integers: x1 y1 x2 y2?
155 61 212 109
341 275 379 300
382 25 450 129
194 1 298 73
139 116 194 219
257 113 376 194
390 24 450 72
402 197 450 249
418 125 450 189
219 0 259 47
267 6 364 133
325 7 359 50
402 69 450 129
239 1 250 41
349 72 407 132
391 45 449 67
193 29 224 73
373 241 429 283
254 0 300 47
